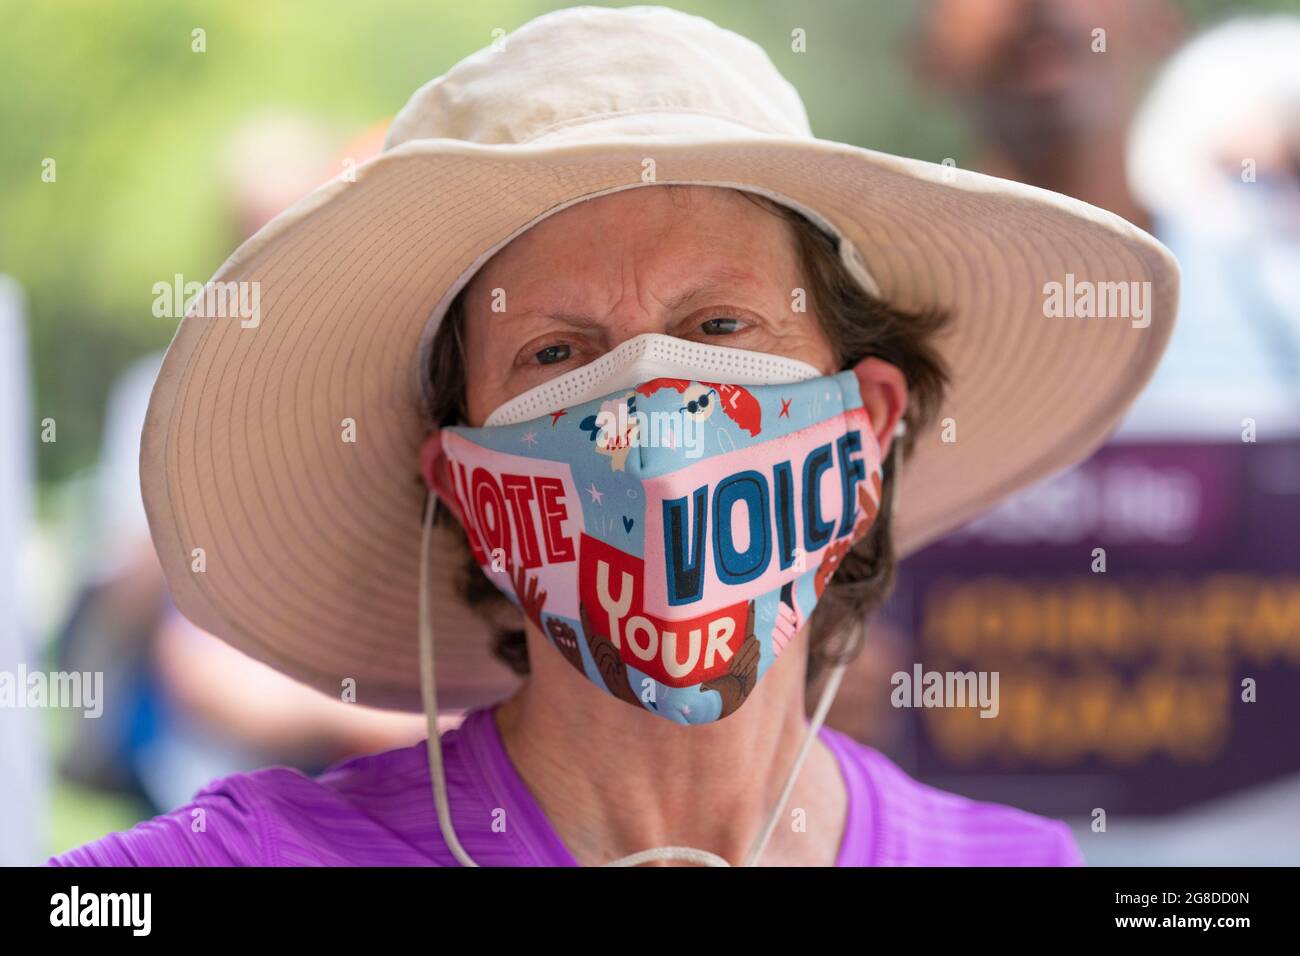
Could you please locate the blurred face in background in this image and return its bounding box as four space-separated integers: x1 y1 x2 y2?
1215 113 1300 240
917 0 1181 154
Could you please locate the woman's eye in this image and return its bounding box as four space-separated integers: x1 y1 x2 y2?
534 344 572 365
700 315 743 335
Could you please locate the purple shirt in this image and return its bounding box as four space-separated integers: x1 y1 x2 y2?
48 704 1084 866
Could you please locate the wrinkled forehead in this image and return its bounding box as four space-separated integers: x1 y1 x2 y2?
416 181 877 417
462 185 794 293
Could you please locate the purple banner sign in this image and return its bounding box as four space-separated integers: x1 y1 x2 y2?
879 439 1300 815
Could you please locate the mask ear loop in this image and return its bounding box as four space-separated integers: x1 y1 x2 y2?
419 425 905 868
419 492 480 867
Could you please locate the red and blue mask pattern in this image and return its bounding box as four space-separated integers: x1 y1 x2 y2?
428 371 884 724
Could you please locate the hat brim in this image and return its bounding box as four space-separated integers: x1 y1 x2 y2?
142 131 1179 712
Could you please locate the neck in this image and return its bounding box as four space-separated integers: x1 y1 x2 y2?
493 625 847 866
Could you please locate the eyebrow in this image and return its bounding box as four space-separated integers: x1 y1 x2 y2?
515 310 604 330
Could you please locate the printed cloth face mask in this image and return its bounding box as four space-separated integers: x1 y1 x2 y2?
424 334 885 724
416 333 899 866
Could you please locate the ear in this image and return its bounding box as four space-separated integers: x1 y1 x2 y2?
851 357 908 461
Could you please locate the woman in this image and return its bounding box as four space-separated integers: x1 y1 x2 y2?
51 5 1177 867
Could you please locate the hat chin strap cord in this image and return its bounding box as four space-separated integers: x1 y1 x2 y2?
418 437 902 867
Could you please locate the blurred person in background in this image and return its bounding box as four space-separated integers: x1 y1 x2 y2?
915 0 1298 435
52 113 428 821
915 0 1182 232
0 276 43 864
1124 15 1300 436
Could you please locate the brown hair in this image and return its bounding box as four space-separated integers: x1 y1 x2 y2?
425 186 951 686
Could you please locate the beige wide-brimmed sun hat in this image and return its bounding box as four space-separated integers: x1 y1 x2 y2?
142 4 1179 713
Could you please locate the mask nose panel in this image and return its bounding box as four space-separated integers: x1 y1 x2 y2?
484 333 824 426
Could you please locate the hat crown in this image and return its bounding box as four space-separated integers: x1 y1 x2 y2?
384 5 812 150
